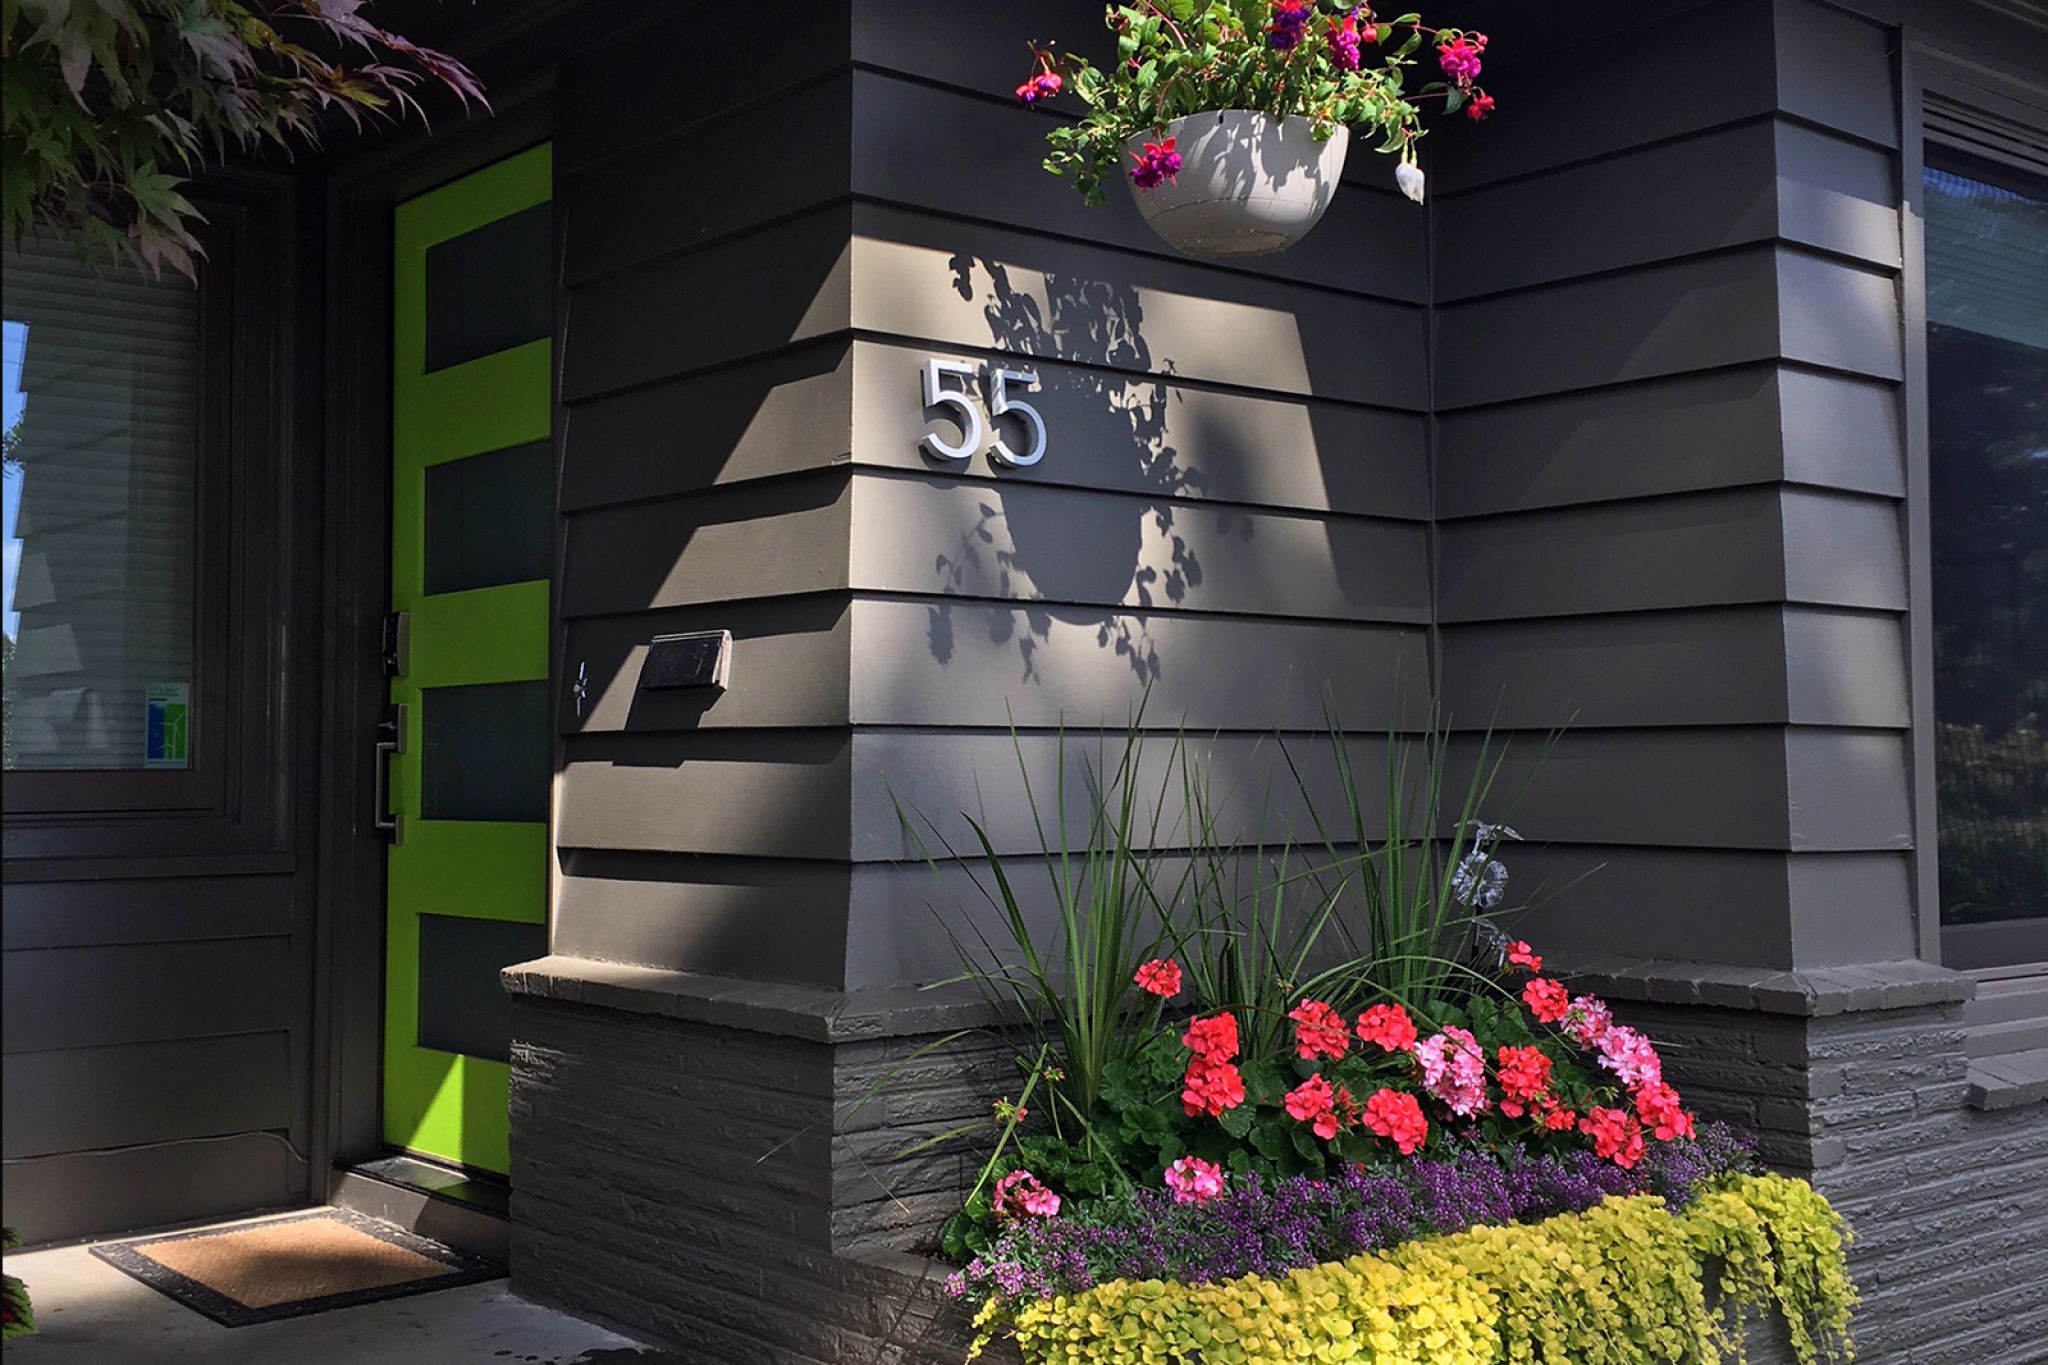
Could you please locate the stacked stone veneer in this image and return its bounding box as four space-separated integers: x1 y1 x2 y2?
500 955 2037 1365
1567 958 2048 1365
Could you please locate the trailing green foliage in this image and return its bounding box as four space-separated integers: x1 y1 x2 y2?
3 0 482 277
1 1227 32 1341
982 1173 1856 1365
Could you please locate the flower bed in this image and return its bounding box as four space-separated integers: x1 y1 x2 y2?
896 717 1858 1365
975 1173 1853 1365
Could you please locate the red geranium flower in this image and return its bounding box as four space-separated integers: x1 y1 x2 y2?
1182 1011 1240 1061
1495 1044 1553 1117
1523 977 1571 1024
1180 1055 1246 1117
1633 1080 1696 1141
1505 939 1542 972
1288 999 1351 1061
1356 1003 1419 1054
1362 1087 1430 1155
1133 958 1183 998
1283 1074 1341 1140
1581 1105 1646 1169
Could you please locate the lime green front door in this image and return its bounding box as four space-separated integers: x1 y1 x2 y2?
382 144 553 1175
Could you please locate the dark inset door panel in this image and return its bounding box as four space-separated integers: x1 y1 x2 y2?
416 914 549 1062
420 681 549 823
425 440 553 595
424 202 552 372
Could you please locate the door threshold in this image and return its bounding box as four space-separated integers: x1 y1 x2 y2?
331 1153 511 1264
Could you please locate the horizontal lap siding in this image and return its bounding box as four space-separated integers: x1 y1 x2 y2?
1433 0 1915 969
0 874 309 1241
552 7 1431 987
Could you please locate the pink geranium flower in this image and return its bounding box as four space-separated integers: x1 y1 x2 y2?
1596 1025 1664 1089
1362 1087 1430 1155
1133 958 1183 998
1356 1003 1419 1054
1417 1026 1489 1117
992 1169 1060 1219
1164 1156 1227 1204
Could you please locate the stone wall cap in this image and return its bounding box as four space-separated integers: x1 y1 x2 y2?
502 955 1001 1042
1545 952 1977 1016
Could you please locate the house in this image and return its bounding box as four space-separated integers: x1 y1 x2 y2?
2 0 2042 1360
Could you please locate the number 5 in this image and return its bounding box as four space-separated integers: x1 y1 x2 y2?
986 366 1046 468
920 359 982 462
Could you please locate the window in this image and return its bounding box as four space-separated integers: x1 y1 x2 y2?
1924 145 2048 968
2 236 200 773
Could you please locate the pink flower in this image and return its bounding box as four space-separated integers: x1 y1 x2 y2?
1417 1026 1489 1117
1522 977 1571 1024
992 1169 1060 1219
1014 70 1063 105
1284 1074 1342 1140
1356 1003 1419 1054
1438 33 1486 85
1325 15 1362 71
1634 1080 1696 1142
1288 999 1351 1061
1595 1025 1664 1089
1505 939 1541 972
1580 1106 1646 1169
1182 1012 1239 1062
1362 1087 1429 1155
1494 1045 1553 1117
1128 137 1182 190
1164 1156 1227 1204
1564 994 1614 1046
1181 1056 1246 1117
1133 958 1183 998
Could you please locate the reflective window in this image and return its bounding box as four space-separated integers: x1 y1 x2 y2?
2 237 199 771
417 914 548 1061
1925 150 2048 932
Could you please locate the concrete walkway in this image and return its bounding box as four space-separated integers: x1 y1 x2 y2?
2 1215 691 1365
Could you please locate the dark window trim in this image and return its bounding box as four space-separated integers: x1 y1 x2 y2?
2 178 299 865
1904 43 2048 972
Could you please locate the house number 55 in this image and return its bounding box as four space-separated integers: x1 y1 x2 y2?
919 358 1047 468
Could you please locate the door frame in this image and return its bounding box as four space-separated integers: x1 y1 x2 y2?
310 82 559 1196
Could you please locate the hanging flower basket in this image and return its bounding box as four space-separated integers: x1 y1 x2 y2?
1016 3 1497 259
1123 111 1348 258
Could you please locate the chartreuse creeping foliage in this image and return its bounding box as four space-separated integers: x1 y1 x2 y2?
975 1173 1855 1365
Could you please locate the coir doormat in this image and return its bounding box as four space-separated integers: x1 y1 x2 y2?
90 1208 503 1327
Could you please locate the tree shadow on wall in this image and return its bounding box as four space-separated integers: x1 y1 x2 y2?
923 251 1255 688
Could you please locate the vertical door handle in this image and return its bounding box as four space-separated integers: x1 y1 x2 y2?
374 703 408 845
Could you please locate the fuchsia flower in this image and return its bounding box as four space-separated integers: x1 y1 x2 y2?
1522 977 1571 1024
1128 137 1183 189
1356 1003 1420 1054
1014 70 1062 104
1438 32 1486 84
1362 1087 1430 1155
1288 999 1351 1060
1164 1156 1227 1204
1133 958 1183 998
1266 0 1315 51
1465 91 1496 121
1325 13 1363 71
1417 1026 1489 1117
992 1169 1061 1218
1284 1074 1343 1140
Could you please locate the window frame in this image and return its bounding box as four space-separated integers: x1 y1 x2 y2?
1 177 301 866
1905 48 2048 971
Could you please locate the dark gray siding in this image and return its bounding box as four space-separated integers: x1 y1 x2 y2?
1433 0 1919 971
553 2 1433 989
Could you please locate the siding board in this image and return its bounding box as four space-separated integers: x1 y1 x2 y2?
848 474 1431 623
3 1133 301 1246
2 875 293 951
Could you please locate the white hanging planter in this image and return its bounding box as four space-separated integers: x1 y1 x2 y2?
1124 110 1350 259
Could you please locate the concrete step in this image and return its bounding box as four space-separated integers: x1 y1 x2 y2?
1966 1014 2048 1058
